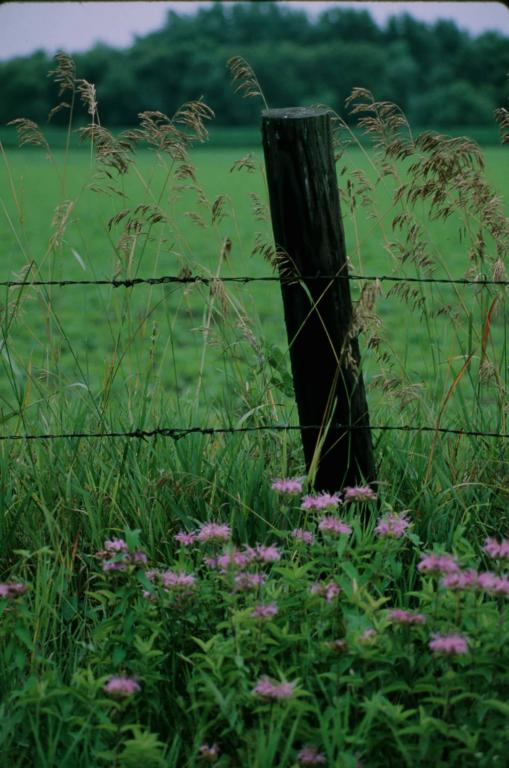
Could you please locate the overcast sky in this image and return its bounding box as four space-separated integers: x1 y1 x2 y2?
1 2 508 61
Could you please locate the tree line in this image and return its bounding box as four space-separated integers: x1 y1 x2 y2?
1 2 508 130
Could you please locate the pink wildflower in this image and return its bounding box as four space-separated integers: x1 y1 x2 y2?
387 609 426 625
417 553 460 575
271 478 303 494
198 743 220 762
133 550 148 564
309 581 341 603
359 628 377 642
301 493 341 511
215 548 252 571
429 634 469 655
196 523 231 543
104 538 128 553
252 676 295 700
374 512 411 539
292 528 314 545
103 675 140 697
175 531 197 546
160 570 196 590
343 485 377 503
297 745 327 765
0 582 27 599
251 603 279 619
484 537 509 559
477 571 509 595
318 516 352 536
441 570 478 590
252 544 281 563
234 572 266 591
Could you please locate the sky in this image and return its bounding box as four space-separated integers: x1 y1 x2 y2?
0 2 508 61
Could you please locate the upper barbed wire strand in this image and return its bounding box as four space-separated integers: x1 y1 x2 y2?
1 273 508 288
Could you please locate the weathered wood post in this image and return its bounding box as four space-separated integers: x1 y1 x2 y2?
261 106 376 491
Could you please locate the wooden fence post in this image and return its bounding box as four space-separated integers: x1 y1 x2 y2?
261 106 376 491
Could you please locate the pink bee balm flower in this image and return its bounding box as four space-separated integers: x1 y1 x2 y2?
215 548 252 571
374 512 411 538
477 571 509 595
253 544 281 563
103 675 141 697
417 553 460 575
104 538 128 553
429 634 469 655
234 572 266 591
484 537 509 559
343 485 377 503
387 609 427 625
297 745 327 765
175 531 197 546
318 516 352 536
252 676 296 700
197 523 231 543
198 743 220 762
251 603 279 619
160 570 196 590
271 478 303 494
0 582 27 599
301 493 341 511
309 581 341 603
441 570 478 590
359 628 377 642
292 528 314 545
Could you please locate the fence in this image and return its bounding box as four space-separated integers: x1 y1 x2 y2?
2 106 508 492
1 269 507 448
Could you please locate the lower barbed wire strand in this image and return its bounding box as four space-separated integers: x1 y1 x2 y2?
0 423 507 441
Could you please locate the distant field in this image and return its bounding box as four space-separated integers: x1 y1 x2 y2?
0 138 507 432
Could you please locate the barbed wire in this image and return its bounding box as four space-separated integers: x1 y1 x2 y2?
0 423 507 442
1 273 508 289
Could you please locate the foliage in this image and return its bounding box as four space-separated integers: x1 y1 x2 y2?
1 3 509 129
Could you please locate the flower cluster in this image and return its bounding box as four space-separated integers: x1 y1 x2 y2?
309 581 341 603
484 537 509 559
0 582 27 599
318 516 352 536
252 676 296 700
144 568 196 599
343 485 377 503
387 608 427 625
374 511 411 539
429 634 469 655
103 675 140 698
97 538 148 573
174 522 232 548
292 528 314 545
297 745 327 765
271 477 303 494
251 603 279 619
417 553 459 575
301 493 341 511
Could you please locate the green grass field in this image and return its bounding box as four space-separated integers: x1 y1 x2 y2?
1 135 507 434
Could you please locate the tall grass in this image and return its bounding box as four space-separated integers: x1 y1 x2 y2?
0 53 508 766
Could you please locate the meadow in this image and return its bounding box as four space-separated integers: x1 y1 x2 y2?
1 68 509 766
